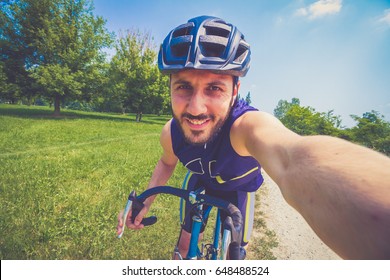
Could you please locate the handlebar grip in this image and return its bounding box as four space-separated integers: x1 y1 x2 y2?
130 193 158 227
138 215 158 226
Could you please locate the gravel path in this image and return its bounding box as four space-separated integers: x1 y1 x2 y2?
259 173 341 260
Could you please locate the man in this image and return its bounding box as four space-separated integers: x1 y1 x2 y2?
117 16 390 259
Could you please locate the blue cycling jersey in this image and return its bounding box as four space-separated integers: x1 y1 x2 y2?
171 99 264 192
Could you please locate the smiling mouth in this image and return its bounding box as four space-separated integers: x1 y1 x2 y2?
186 118 209 126
183 114 213 129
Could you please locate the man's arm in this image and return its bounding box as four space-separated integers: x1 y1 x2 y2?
117 119 178 232
139 119 178 209
232 111 390 259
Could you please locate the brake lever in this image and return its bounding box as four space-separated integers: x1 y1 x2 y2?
117 190 135 238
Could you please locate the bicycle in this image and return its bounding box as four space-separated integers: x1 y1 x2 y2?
118 186 245 260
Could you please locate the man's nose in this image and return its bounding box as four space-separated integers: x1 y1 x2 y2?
187 91 207 116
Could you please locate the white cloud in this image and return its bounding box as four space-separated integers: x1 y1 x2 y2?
295 0 342 20
378 9 390 26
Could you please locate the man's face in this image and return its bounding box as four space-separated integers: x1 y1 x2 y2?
170 69 239 145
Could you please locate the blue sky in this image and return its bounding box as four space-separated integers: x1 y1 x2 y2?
93 0 390 127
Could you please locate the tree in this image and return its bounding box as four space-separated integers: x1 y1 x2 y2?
0 61 20 103
1 0 113 115
110 29 169 120
0 0 41 104
350 111 390 155
245 92 252 105
273 97 300 119
274 98 341 136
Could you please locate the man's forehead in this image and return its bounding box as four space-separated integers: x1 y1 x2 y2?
171 69 233 83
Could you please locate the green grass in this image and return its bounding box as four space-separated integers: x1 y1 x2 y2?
248 209 278 259
0 104 276 259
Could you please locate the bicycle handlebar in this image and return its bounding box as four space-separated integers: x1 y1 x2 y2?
127 186 244 259
132 186 242 232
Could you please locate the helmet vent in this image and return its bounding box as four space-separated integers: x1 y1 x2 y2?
199 35 228 58
234 41 250 63
204 21 231 38
172 22 194 38
171 36 192 58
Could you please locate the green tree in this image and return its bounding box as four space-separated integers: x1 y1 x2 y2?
1 0 113 115
148 73 170 115
110 29 169 120
245 91 252 105
274 99 389 156
274 98 341 136
0 0 41 104
0 61 21 103
273 97 300 119
350 111 390 155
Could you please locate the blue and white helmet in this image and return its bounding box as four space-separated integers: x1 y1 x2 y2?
158 15 251 77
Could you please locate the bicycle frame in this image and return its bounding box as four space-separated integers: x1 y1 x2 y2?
183 205 224 260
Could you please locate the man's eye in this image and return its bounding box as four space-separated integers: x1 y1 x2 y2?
177 85 191 90
208 86 221 91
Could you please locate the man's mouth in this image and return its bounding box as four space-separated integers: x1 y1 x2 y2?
182 114 213 129
187 118 208 125
185 118 210 130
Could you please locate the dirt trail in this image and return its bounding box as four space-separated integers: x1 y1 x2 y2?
258 173 341 260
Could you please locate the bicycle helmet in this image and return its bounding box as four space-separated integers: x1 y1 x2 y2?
158 15 251 77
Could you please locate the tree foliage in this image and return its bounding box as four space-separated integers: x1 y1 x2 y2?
109 29 170 119
245 92 252 105
1 0 38 103
274 98 390 156
274 98 300 119
274 98 341 136
1 1 170 118
1 0 113 115
350 111 390 155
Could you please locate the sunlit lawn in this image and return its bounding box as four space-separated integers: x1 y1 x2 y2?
0 104 189 259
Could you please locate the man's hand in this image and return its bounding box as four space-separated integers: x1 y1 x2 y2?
116 207 147 237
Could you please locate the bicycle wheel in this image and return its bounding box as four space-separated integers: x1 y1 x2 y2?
219 228 232 260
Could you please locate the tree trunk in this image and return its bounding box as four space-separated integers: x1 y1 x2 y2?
53 94 61 116
136 112 142 122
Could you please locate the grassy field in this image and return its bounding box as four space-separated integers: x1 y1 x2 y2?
0 104 276 260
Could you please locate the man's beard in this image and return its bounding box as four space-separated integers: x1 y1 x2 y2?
173 106 233 146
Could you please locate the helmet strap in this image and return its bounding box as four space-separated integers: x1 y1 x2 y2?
233 76 239 87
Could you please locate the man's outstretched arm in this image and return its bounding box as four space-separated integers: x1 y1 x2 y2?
233 111 390 259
